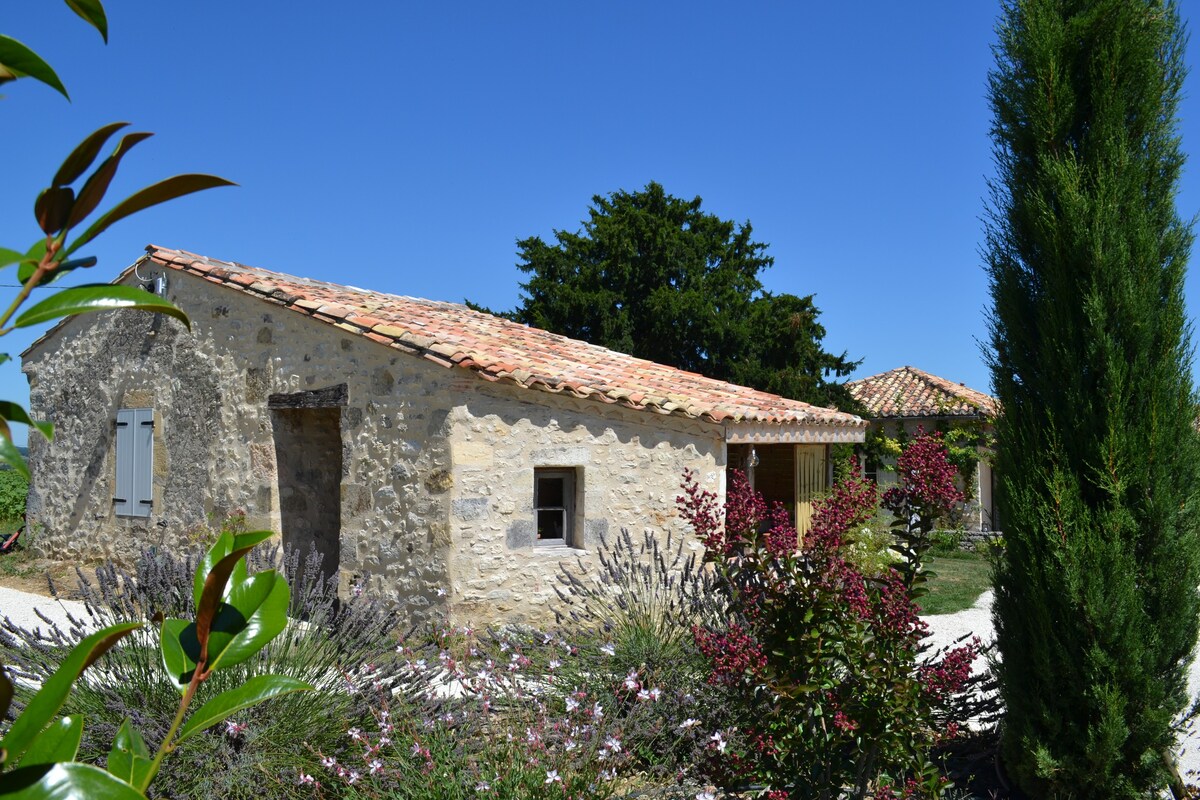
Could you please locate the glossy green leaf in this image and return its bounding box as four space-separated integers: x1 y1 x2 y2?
53 122 128 188
192 530 274 609
179 571 288 677
106 719 152 788
18 716 82 766
159 618 195 692
0 249 24 270
12 284 190 330
0 36 68 100
206 571 288 672
0 622 139 768
64 0 109 43
176 675 311 744
64 132 154 231
34 188 75 236
65 174 237 257
0 762 144 799
0 434 29 481
0 402 53 440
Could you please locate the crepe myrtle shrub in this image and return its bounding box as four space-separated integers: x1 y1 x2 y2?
677 435 978 799
0 530 313 797
551 527 730 774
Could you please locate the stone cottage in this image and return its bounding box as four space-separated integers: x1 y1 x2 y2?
22 246 866 625
846 365 998 534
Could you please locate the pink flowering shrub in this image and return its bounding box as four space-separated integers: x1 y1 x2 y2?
679 433 980 799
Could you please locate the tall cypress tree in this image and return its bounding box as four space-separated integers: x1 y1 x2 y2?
986 1 1200 796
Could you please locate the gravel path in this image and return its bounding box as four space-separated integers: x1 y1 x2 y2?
0 585 87 634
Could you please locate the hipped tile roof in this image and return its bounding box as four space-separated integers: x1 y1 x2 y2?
140 246 865 431
846 366 997 420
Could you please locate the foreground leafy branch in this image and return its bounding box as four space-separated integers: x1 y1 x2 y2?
0 530 312 797
0 0 233 477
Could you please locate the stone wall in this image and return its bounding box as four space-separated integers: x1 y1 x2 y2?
447 388 725 625
24 266 456 625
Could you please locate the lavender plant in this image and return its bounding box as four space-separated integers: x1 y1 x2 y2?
550 527 728 777
1 536 400 798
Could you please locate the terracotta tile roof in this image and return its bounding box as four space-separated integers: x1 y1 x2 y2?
846 366 997 420
141 246 865 431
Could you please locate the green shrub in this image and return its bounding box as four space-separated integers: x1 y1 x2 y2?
927 529 965 557
0 469 29 522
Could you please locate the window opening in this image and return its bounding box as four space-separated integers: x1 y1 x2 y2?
535 469 575 546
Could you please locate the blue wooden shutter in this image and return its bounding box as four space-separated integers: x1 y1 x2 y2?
115 408 154 517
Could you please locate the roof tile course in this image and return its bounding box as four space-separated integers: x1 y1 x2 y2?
847 366 997 419
143 246 864 430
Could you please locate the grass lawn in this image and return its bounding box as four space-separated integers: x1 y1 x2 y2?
920 550 993 615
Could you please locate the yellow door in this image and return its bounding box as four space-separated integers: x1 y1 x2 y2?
795 445 827 540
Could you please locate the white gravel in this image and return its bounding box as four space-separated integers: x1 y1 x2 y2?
0 586 88 634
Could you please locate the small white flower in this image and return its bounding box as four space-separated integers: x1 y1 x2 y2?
565 695 580 712
347 727 364 742
320 755 337 769
592 701 604 719
369 759 384 775
347 770 360 785
604 735 622 753
696 792 716 800
624 670 640 691
548 658 561 670
545 769 561 784
710 731 728 754
649 686 662 701
436 587 447 597
564 737 578 751
600 642 616 656
637 688 650 701
298 773 317 785
475 780 491 792
678 718 701 731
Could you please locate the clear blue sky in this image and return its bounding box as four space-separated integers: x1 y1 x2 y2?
5 2 1200 445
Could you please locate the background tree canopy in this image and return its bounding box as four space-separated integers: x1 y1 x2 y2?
474 182 860 411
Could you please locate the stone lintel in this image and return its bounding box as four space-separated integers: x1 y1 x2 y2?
267 383 348 409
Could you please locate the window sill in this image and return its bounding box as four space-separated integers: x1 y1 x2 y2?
532 541 586 555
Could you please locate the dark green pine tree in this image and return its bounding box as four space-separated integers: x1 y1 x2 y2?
987 1 1200 796
471 182 861 411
